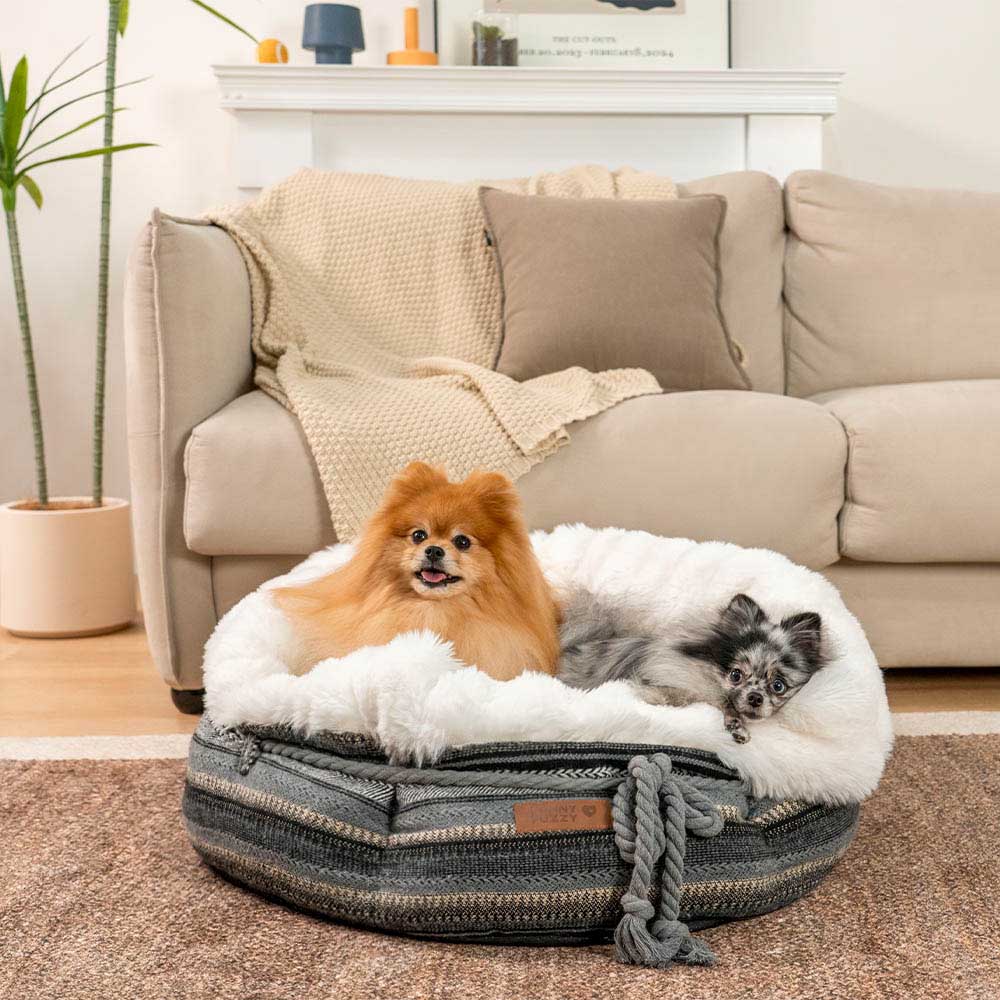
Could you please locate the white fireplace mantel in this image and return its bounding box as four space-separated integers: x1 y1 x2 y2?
214 66 843 191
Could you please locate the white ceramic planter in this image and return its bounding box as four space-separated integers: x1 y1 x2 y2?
0 497 135 638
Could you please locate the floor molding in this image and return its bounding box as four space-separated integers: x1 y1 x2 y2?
0 734 192 760
3 711 1000 759
891 711 1000 736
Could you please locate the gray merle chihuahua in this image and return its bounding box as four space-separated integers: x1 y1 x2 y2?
558 592 828 743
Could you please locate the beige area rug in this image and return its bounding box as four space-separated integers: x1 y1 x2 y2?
2 735 999 1000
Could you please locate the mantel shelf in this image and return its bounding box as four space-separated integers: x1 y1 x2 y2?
213 65 843 117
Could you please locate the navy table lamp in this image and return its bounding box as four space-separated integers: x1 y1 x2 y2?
303 4 365 64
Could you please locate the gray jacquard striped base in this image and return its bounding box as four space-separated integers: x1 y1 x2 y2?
183 718 859 948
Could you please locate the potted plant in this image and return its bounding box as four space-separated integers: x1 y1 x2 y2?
0 50 151 636
1 3 256 638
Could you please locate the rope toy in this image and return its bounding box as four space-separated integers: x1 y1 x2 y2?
611 753 724 969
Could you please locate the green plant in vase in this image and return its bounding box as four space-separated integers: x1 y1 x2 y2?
0 48 152 637
472 13 519 66
0 3 254 639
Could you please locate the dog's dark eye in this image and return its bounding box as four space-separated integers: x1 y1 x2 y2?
452 534 471 551
728 668 743 684
411 529 428 544
771 678 786 694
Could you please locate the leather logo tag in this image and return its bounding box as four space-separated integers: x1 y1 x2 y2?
513 798 612 833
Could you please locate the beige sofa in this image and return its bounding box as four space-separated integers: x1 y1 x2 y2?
124 170 1000 708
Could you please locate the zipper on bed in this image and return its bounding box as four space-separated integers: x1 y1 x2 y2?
237 731 262 775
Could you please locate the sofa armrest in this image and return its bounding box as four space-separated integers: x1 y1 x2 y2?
124 212 253 690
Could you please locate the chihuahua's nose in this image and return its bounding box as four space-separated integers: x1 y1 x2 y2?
424 545 445 562
747 691 764 708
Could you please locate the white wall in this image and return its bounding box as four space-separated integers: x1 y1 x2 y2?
3 0 999 503
731 0 1000 190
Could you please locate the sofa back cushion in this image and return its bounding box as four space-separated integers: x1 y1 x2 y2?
784 170 1000 397
678 171 786 394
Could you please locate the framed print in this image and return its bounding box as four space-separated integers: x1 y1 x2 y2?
435 0 730 69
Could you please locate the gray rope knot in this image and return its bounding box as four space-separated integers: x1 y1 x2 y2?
611 753 724 969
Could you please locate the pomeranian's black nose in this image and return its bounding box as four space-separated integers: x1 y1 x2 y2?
424 545 445 562
747 691 764 708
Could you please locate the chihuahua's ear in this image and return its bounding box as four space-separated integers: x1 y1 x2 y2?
677 635 724 667
721 593 766 633
382 462 448 506
781 612 824 669
465 470 521 521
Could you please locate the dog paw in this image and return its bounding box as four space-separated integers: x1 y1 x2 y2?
725 718 750 744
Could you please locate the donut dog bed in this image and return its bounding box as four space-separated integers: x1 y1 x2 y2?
184 724 860 965
187 527 891 968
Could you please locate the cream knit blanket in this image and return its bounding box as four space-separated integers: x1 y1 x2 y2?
208 166 673 540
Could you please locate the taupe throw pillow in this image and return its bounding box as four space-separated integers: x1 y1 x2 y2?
480 187 750 391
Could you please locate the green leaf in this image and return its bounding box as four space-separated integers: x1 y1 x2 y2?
4 58 28 168
187 0 259 44
18 108 126 163
17 75 149 156
26 41 89 111
18 140 155 174
118 0 130 36
21 42 90 139
0 57 7 164
24 57 105 119
18 173 42 209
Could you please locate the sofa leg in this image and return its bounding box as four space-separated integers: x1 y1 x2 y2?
171 688 205 715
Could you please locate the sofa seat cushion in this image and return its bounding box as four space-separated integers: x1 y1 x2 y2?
185 389 846 568
813 380 1000 563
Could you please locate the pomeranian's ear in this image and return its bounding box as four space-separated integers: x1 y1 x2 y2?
381 462 448 506
398 461 448 486
464 470 521 522
781 611 824 669
721 593 766 632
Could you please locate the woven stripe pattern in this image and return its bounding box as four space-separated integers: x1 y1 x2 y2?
184 718 859 947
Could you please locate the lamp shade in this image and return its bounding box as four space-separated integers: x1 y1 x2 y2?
302 4 365 64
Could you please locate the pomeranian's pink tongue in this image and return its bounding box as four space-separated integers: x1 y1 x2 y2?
421 569 447 584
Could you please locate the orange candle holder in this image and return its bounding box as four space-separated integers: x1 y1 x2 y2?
387 7 438 65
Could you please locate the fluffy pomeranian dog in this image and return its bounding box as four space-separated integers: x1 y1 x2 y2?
275 462 560 681
559 592 828 743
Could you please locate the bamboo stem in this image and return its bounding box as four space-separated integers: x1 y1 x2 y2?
92 0 120 506
5 207 49 506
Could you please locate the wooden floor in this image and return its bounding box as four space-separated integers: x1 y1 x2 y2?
0 624 198 738
2 624 999 738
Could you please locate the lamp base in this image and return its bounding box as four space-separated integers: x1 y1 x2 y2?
314 45 354 64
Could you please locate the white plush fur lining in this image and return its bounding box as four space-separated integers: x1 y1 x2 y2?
204 526 893 804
